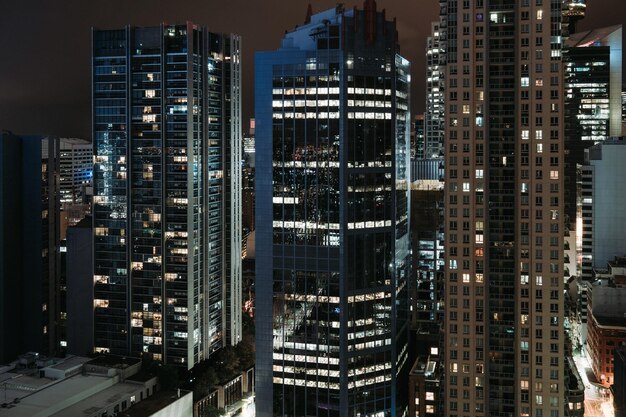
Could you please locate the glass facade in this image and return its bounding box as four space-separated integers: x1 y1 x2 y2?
563 25 622 224
256 4 410 417
92 24 241 368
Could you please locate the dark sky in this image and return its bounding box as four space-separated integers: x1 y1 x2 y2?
0 0 624 139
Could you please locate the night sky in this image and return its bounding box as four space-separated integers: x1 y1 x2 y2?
0 0 624 139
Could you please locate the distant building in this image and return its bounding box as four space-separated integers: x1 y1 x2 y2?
424 21 445 159
410 158 444 184
58 138 92 239
413 114 425 159
58 138 92 205
561 0 587 38
242 119 255 235
564 25 622 224
410 188 444 328
66 216 94 356
581 140 626 279
0 133 70 362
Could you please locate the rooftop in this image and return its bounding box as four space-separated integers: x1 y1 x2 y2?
86 355 141 369
591 286 626 327
119 389 192 417
565 24 622 48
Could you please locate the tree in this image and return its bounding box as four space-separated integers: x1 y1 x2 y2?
236 335 255 370
215 346 240 379
158 364 180 389
195 367 218 397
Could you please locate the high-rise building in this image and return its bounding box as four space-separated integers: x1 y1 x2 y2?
0 133 65 362
440 1 565 416
425 21 445 160
255 2 411 415
58 138 92 236
59 138 92 205
561 0 586 38
563 25 622 224
92 23 242 368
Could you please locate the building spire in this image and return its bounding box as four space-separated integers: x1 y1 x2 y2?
304 2 313 24
364 0 377 45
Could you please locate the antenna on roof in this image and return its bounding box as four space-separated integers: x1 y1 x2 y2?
305 2 313 24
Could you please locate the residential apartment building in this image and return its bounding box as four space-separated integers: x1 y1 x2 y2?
440 1 565 416
92 23 242 368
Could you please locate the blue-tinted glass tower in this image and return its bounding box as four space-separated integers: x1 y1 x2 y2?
255 2 411 415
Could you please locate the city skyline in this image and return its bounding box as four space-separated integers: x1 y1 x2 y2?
0 0 624 138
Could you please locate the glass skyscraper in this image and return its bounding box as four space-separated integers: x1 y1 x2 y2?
92 23 242 369
255 2 411 415
563 25 622 224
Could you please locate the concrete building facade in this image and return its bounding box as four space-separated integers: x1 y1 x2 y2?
440 0 566 416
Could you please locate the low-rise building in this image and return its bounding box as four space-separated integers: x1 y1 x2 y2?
565 356 585 417
0 354 179 417
586 266 626 386
614 346 626 417
408 355 441 417
194 366 255 417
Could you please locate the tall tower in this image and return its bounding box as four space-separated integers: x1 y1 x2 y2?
255 3 411 415
92 23 242 369
0 134 66 361
440 1 565 416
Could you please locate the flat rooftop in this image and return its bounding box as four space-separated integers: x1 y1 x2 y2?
47 355 90 371
86 355 140 369
119 389 192 417
1 373 112 417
